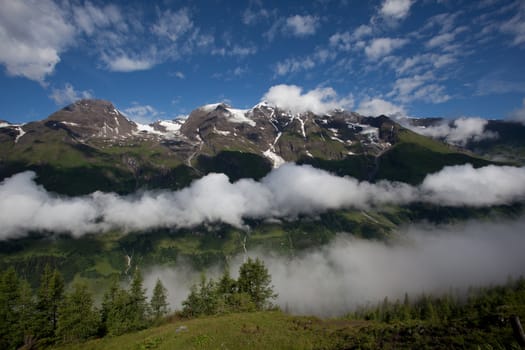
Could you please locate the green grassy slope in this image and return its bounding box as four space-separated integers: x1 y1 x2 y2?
54 308 524 350
375 129 493 184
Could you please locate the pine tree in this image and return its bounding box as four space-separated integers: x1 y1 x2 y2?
129 268 149 330
34 265 64 345
237 258 276 310
17 279 36 349
56 283 100 343
150 278 169 321
102 280 133 336
182 274 218 317
0 268 24 349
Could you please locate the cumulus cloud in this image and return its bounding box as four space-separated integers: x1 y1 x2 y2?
421 164 525 206
49 83 93 106
357 97 406 117
412 117 498 146
0 0 75 83
285 15 319 36
2 163 525 239
364 37 408 60
262 85 354 114
380 0 414 21
145 217 525 316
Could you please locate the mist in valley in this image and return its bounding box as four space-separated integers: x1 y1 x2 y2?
144 216 525 317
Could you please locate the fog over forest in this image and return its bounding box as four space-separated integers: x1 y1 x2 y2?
143 217 525 316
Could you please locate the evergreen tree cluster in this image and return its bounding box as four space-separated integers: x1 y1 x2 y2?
347 276 525 326
182 257 277 317
0 266 169 348
0 258 276 348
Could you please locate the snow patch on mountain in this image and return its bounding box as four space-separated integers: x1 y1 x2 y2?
263 149 286 168
225 108 256 127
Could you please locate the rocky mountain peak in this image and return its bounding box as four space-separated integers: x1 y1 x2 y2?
45 99 136 140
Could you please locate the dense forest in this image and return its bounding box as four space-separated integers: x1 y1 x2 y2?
0 258 275 349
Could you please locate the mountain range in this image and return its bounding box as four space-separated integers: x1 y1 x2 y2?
3 98 523 196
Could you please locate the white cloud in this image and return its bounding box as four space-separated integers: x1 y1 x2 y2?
353 24 373 39
426 32 455 48
72 1 125 36
329 32 352 51
0 0 75 83
285 15 319 36
49 83 93 106
274 50 334 76
172 71 185 79
274 57 315 76
329 25 373 51
380 0 414 21
422 164 525 206
151 8 193 42
122 104 161 124
212 45 257 57
242 6 270 25
102 54 156 72
262 85 354 114
3 164 525 240
265 15 319 41
390 73 450 103
411 117 498 146
364 37 408 60
509 98 525 123
357 97 406 117
500 3 525 46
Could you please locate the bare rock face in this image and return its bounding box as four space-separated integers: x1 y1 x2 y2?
177 102 399 167
44 99 137 140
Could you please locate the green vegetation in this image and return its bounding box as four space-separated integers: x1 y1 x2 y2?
51 277 525 350
0 259 276 348
196 150 272 181
376 129 492 184
3 255 525 349
182 258 276 318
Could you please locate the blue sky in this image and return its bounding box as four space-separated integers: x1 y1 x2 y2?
1 0 525 124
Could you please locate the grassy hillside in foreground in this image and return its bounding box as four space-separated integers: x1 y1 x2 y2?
54 308 524 350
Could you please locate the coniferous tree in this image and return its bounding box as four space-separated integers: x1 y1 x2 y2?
129 268 149 330
56 283 100 343
150 278 169 321
237 258 276 310
102 280 133 336
0 268 26 349
34 265 64 345
182 274 218 317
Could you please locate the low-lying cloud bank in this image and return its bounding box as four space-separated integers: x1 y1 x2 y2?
409 117 498 146
1 163 525 239
144 217 525 316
